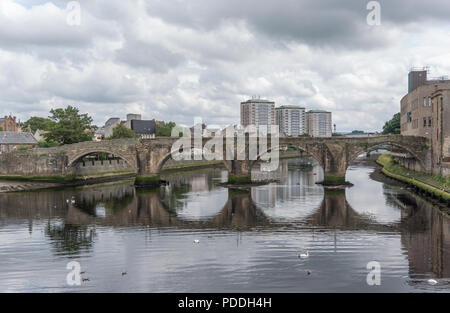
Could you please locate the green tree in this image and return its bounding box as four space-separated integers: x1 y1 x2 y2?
0 127 3 131
156 122 176 137
382 113 401 135
109 123 137 139
22 117 55 133
38 140 59 148
44 106 96 145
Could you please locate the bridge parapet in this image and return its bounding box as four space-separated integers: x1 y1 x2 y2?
0 135 432 186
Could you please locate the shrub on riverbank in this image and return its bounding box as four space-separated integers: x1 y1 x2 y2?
377 154 450 201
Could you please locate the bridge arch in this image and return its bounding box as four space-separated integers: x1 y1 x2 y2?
155 148 231 174
67 149 138 173
249 143 325 171
346 140 427 172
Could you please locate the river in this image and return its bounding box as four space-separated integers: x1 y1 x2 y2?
0 157 449 292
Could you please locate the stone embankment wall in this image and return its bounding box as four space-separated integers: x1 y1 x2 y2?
75 159 134 175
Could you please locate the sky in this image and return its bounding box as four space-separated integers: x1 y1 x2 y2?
1 0 450 132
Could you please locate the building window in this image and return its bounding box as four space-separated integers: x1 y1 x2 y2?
428 117 432 127
423 97 427 106
428 97 432 106
407 112 412 123
423 118 427 128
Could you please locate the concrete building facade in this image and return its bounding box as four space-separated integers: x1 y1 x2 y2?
401 69 450 139
306 110 332 137
240 98 275 128
431 87 450 177
275 105 306 136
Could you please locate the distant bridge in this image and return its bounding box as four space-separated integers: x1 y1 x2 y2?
0 135 431 185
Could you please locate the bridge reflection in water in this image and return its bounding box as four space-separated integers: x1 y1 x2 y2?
0 167 449 282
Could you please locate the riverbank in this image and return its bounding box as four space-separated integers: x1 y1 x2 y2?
376 154 450 204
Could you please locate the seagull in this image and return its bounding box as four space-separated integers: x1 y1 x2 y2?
428 279 438 285
297 251 309 259
193 239 200 244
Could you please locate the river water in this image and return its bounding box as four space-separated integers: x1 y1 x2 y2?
0 157 449 292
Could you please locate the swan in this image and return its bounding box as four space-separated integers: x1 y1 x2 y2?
297 251 309 259
428 279 438 285
193 239 200 244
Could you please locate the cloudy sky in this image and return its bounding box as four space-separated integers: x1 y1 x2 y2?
1 0 450 131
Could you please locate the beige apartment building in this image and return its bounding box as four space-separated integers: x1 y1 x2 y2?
275 105 306 136
306 110 332 137
400 69 450 138
240 98 275 128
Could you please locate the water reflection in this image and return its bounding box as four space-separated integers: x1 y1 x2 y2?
0 158 449 291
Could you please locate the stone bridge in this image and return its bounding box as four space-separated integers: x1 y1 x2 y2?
0 135 431 185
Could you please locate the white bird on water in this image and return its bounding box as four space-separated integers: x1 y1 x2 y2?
193 239 200 244
297 251 309 259
428 279 438 286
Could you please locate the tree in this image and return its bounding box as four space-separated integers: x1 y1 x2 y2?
382 113 401 135
22 117 55 133
108 123 136 139
0 127 3 131
44 106 96 145
155 121 176 137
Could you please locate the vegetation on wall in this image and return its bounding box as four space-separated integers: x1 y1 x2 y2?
38 140 59 148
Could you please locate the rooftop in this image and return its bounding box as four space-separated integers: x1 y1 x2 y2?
0 132 38 145
241 98 274 104
105 118 120 127
276 105 305 109
131 120 156 134
307 110 331 113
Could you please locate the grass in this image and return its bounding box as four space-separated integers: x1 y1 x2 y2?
162 160 223 170
323 175 346 184
0 175 76 183
0 170 136 183
227 175 252 184
135 175 161 183
75 170 135 178
377 154 450 201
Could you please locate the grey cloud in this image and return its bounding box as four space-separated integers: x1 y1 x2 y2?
146 0 450 49
1 0 450 132
115 39 186 72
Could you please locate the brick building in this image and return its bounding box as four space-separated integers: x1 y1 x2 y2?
0 115 18 132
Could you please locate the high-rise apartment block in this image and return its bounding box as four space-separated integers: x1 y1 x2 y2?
275 106 306 136
240 98 275 128
306 110 332 137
